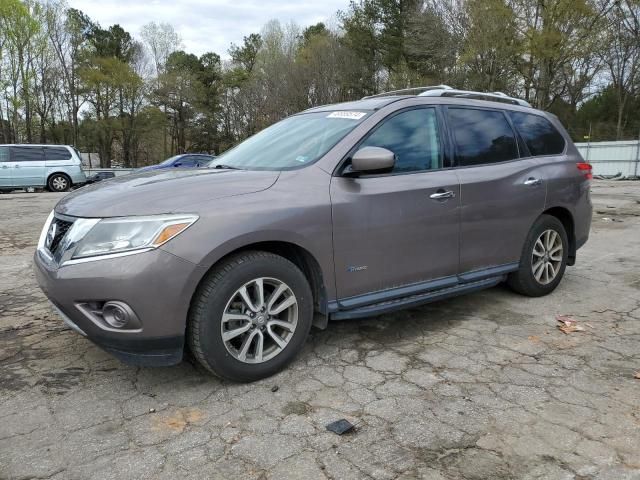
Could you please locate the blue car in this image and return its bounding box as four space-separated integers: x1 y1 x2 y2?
137 154 215 172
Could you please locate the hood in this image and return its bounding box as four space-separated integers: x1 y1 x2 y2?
55 168 280 217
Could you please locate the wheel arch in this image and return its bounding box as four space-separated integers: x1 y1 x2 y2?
188 240 329 331
47 171 72 189
542 206 576 265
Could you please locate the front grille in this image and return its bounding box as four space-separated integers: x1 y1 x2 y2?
48 217 73 254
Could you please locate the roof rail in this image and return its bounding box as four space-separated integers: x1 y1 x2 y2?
362 85 531 107
362 85 453 99
418 88 531 107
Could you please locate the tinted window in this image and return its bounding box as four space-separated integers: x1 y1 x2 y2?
447 108 519 166
44 146 72 161
159 155 181 166
192 156 210 166
0 147 8 162
359 108 441 173
11 146 44 162
177 157 197 167
509 112 565 156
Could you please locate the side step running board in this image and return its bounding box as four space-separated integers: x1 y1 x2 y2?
330 277 503 321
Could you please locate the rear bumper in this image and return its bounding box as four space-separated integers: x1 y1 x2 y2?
69 169 87 186
34 248 206 367
574 187 593 253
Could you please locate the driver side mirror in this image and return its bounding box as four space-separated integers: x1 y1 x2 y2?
349 147 395 174
173 162 182 167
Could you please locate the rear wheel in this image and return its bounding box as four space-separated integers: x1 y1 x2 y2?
47 173 71 192
507 214 568 297
188 251 313 382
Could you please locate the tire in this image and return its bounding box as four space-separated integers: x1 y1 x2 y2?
188 251 313 382
507 214 569 297
47 173 71 192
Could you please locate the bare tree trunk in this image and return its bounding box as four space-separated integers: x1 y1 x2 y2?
616 86 627 139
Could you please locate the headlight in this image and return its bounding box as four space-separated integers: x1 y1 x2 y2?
72 214 198 259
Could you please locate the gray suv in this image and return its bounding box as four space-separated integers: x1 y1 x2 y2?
34 86 592 382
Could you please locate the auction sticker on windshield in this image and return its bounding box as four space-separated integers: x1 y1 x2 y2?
326 111 367 120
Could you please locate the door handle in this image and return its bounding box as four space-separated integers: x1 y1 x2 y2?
13 164 20 168
524 177 541 186
1 165 7 169
429 190 455 200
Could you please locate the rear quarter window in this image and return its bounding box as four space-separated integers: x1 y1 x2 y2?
0 147 8 162
44 146 72 161
508 112 565 156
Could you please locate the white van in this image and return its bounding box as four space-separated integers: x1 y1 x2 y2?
0 145 86 192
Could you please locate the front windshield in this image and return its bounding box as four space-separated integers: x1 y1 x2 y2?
213 111 370 170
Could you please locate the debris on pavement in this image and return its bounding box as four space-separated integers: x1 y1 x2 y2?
326 419 356 435
271 385 279 392
556 315 586 334
634 372 640 380
148 408 156 413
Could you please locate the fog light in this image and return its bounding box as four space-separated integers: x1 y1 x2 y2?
102 301 134 328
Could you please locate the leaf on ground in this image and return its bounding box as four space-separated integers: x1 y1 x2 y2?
556 315 575 326
556 315 586 334
558 324 585 334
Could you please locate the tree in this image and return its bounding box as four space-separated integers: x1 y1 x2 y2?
229 33 261 75
601 0 640 138
511 0 612 109
79 56 124 166
140 21 181 157
0 0 638 165
0 0 40 141
46 4 92 145
460 0 521 92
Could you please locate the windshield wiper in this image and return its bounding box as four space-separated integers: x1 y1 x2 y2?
213 164 243 170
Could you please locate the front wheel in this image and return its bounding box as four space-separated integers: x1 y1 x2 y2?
47 173 71 192
188 251 313 382
507 214 568 297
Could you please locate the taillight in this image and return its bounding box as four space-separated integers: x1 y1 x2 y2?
577 162 592 180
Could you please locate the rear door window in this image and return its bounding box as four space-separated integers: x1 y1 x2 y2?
11 146 44 162
509 112 565 156
447 108 519 166
359 108 442 173
0 147 8 162
44 146 72 161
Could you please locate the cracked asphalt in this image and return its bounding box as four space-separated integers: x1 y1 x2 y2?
1 180 639 480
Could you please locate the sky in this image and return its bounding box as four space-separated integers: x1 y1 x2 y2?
67 0 350 58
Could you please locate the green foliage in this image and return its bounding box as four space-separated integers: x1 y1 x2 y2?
1 0 638 162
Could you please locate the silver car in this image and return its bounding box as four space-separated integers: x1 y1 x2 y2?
0 144 86 192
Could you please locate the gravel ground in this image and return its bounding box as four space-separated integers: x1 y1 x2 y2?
1 180 639 480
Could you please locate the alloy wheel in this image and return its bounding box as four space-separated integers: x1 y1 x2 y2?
531 229 563 285
220 277 298 364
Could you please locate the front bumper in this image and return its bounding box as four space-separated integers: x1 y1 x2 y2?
34 247 206 366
